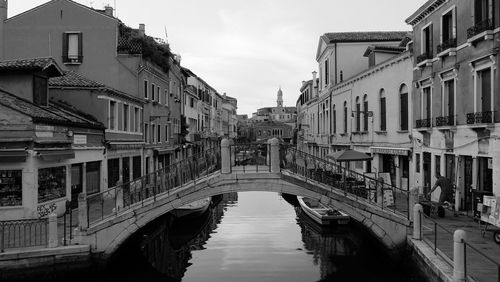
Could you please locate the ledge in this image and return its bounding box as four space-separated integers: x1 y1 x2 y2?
467 30 494 45
374 131 387 135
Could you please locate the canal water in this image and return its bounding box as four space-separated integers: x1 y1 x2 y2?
38 191 425 282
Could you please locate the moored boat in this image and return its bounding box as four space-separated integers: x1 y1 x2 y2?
297 196 349 226
171 197 211 219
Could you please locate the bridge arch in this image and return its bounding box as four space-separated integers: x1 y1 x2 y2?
83 172 409 258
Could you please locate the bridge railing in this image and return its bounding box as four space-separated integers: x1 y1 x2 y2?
86 148 221 226
0 218 48 252
230 143 270 173
281 146 410 219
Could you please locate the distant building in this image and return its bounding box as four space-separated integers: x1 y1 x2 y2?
251 88 297 128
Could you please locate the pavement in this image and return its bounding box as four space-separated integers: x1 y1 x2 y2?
420 210 500 282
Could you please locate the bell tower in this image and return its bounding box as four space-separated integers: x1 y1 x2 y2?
277 87 283 108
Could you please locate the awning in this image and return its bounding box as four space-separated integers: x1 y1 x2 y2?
37 150 75 161
154 147 176 156
327 149 372 162
370 146 411 156
0 150 28 163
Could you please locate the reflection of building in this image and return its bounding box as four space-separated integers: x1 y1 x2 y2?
406 0 500 209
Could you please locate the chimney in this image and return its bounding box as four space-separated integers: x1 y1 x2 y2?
138 24 145 37
0 0 7 60
104 5 113 17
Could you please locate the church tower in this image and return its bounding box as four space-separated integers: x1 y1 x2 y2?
277 87 283 108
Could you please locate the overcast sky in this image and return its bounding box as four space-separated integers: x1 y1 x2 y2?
10 0 426 116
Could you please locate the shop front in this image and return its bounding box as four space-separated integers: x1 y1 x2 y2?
371 147 411 190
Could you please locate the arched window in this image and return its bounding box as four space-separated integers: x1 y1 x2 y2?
343 101 348 134
379 89 386 131
363 94 368 131
400 84 409 131
355 96 361 132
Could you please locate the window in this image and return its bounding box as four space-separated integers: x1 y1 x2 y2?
62 32 82 63
355 97 361 132
343 101 348 133
33 75 48 106
109 101 117 130
416 153 421 173
157 86 161 103
476 67 492 113
145 123 149 143
38 166 66 202
135 108 140 132
190 97 194 108
165 125 169 142
123 104 129 131
324 59 329 87
363 95 368 131
133 156 141 180
474 0 493 25
157 124 161 143
380 89 386 131
435 155 441 176
422 87 431 120
151 123 156 144
0 170 22 207
421 24 433 57
443 79 455 119
144 80 148 99
441 8 456 44
400 84 409 131
332 105 336 134
151 83 156 101
164 90 169 106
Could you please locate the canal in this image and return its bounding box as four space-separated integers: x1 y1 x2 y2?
51 191 424 282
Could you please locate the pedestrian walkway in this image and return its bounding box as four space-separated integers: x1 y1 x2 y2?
420 211 500 281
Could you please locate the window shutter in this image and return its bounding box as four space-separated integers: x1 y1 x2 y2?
400 93 408 131
62 33 69 62
78 32 83 62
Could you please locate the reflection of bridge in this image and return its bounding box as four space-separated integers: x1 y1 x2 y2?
73 139 415 259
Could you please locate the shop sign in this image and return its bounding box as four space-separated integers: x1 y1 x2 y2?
371 147 409 156
35 125 54 138
73 135 87 145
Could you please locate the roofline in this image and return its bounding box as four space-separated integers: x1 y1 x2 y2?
405 0 446 26
6 0 120 23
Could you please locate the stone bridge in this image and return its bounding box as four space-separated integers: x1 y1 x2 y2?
75 139 415 259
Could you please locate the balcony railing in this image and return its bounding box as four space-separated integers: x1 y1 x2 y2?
416 52 433 64
435 115 455 127
416 118 432 128
466 111 495 125
467 18 495 39
437 38 457 54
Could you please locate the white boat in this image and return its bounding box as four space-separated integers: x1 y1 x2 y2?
297 196 349 226
171 197 211 218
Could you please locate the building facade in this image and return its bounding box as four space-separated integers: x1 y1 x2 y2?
406 0 500 210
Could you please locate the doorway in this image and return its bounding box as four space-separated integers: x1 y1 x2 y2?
70 164 83 208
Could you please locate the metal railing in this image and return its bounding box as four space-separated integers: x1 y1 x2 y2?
437 38 457 54
466 111 495 125
467 18 495 39
435 115 455 127
417 52 433 64
281 147 410 219
86 148 221 226
230 143 270 173
0 218 48 252
417 210 500 282
416 118 432 128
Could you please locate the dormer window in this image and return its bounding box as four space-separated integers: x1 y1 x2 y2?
33 75 48 106
62 32 83 64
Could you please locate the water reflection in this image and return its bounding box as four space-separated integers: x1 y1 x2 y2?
138 193 238 281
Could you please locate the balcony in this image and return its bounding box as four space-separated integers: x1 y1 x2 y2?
435 115 455 127
466 111 495 125
416 52 433 67
467 19 495 39
437 38 457 57
416 118 432 129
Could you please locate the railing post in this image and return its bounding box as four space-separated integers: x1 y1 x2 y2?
413 204 423 240
409 187 419 221
221 138 231 174
78 193 88 230
116 187 124 212
269 138 280 173
48 213 58 248
453 230 467 282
